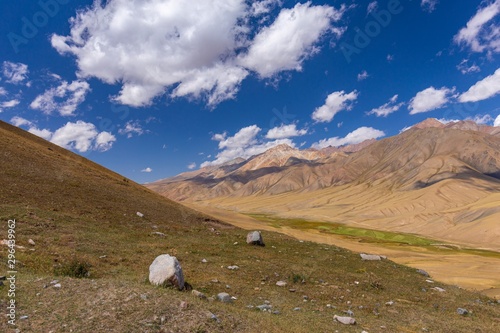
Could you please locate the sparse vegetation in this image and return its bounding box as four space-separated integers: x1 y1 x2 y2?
1 121 500 332
54 258 92 278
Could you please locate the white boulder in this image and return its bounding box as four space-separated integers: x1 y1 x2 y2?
149 254 185 290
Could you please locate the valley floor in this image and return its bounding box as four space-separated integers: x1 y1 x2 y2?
187 203 500 299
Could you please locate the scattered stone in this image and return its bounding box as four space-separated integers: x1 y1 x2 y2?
432 287 446 293
180 301 188 309
149 254 185 290
246 231 265 246
53 283 61 289
99 255 107 259
192 290 207 299
417 269 430 277
256 304 272 311
227 265 239 270
50 280 59 285
457 308 469 316
276 281 287 287
28 239 35 246
426 279 434 283
217 292 232 303
293 307 301 311
361 331 369 333
360 253 382 261
234 242 238 245
208 312 220 323
136 212 144 218
334 315 356 325
272 310 280 315
385 301 395 306
151 232 166 237
211 279 219 283
19 315 29 320
226 285 231 289
201 259 208 263
289 288 296 292
345 310 354 316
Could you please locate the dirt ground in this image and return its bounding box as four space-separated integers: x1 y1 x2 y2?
187 203 500 299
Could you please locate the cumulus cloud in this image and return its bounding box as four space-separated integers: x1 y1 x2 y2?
201 125 295 167
421 0 439 13
454 0 500 54
367 1 378 15
118 120 144 138
495 114 500 126
311 127 385 149
12 119 116 153
51 0 345 107
265 124 307 139
459 68 500 102
187 162 197 170
0 99 20 112
239 2 343 78
409 86 455 114
2 61 29 84
312 90 358 123
30 79 90 116
357 70 369 81
141 167 153 173
368 95 403 117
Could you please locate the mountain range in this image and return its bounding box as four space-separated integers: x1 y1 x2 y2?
147 119 500 249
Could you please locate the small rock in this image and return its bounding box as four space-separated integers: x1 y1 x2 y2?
50 280 59 285
256 304 272 311
234 242 238 245
417 269 430 277
20 315 29 320
217 292 232 303
289 288 296 292
334 315 356 325
192 290 207 299
208 312 220 323
432 287 446 292
276 281 287 287
457 308 469 316
28 239 35 246
225 284 231 289
272 310 280 315
151 232 166 237
385 301 394 306
227 265 239 270
180 301 188 309
53 283 61 289
99 255 107 259
345 310 354 316
136 212 144 218
293 307 301 311
360 253 382 261
362 331 369 333
426 279 434 283
201 259 208 263
246 231 265 246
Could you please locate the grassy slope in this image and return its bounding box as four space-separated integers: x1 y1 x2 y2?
1 121 500 332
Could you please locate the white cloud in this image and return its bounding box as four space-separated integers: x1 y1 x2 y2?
311 127 385 149
386 54 394 62
239 2 344 78
0 87 7 96
367 1 378 15
0 99 20 112
457 59 481 74
2 61 29 84
20 120 116 153
357 70 369 81
471 114 494 124
368 94 404 117
10 116 33 127
250 0 282 16
454 0 500 54
495 114 500 126
265 124 307 139
202 124 295 167
459 68 500 102
421 0 439 13
187 162 197 170
312 90 358 123
141 167 153 173
51 0 345 107
30 80 90 116
409 86 455 114
118 120 144 138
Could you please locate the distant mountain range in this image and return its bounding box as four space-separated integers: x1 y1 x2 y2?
146 119 500 249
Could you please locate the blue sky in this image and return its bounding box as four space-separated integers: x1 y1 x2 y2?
1 0 499 183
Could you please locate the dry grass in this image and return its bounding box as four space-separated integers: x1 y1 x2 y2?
1 121 500 332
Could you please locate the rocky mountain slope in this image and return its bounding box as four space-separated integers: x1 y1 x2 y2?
147 119 500 249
